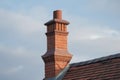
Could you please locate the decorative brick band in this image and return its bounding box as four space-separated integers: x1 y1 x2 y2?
46 31 68 36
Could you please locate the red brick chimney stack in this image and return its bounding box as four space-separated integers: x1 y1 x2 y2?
42 10 72 79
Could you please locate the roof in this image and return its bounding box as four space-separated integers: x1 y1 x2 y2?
62 53 120 80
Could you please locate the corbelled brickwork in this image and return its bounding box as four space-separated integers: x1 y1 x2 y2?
42 10 72 79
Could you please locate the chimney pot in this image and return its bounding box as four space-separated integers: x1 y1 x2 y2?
53 10 62 19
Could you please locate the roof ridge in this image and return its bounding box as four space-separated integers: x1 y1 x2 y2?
71 53 120 67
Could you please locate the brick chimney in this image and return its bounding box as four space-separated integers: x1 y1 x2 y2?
42 10 72 79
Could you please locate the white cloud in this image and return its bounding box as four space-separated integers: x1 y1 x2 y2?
0 44 43 67
69 25 120 41
0 7 46 35
3 65 24 75
0 45 36 58
89 35 103 40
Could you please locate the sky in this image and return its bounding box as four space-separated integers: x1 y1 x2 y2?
0 0 120 80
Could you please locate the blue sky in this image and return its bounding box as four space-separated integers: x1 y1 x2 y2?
0 0 120 80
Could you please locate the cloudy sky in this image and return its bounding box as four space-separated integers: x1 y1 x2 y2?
0 0 120 80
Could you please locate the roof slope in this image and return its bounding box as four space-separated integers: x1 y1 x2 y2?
62 53 120 80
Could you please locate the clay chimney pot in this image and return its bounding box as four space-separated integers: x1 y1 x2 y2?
53 10 62 19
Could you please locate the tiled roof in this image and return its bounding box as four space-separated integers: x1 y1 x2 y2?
62 53 120 80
